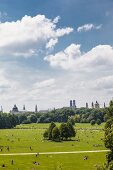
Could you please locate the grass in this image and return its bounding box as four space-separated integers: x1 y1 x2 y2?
0 123 107 169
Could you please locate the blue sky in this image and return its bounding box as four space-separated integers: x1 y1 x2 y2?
0 0 113 111
1 0 113 49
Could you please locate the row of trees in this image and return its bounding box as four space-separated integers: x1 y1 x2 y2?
17 107 106 125
0 113 19 129
0 106 107 129
43 122 76 141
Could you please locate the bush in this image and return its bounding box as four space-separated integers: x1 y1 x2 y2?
43 130 48 139
90 120 96 125
48 122 56 140
96 119 101 125
22 119 31 124
108 161 113 170
52 126 60 141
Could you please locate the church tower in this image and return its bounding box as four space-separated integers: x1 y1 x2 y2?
23 105 25 111
86 103 88 108
35 105 38 113
92 102 94 108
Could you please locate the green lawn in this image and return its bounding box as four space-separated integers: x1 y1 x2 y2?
0 123 107 169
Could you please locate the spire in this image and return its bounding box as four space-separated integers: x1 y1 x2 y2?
70 100 72 107
1 106 3 113
35 105 38 113
86 103 88 108
23 105 25 111
104 102 106 108
73 100 76 108
92 102 94 108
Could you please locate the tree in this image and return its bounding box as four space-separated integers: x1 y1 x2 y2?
43 129 48 139
90 120 95 125
52 126 60 141
104 100 113 169
96 119 101 125
29 114 37 123
48 122 56 140
18 115 27 124
67 122 76 139
59 123 70 140
68 116 75 125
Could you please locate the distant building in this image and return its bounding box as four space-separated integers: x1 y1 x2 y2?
70 100 76 108
73 100 76 107
11 104 19 114
39 110 48 113
104 103 106 108
23 105 25 111
11 104 27 114
86 103 88 108
95 101 100 109
0 106 3 113
92 102 94 108
70 100 73 107
35 105 38 113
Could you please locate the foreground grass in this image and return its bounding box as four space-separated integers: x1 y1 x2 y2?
0 123 106 169
0 152 106 170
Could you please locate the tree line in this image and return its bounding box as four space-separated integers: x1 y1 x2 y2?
0 106 107 129
0 113 19 129
16 107 107 125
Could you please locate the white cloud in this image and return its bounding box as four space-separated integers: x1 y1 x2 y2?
0 15 73 57
46 39 58 49
44 44 81 69
93 76 113 91
53 16 61 23
77 23 102 32
33 79 55 89
45 44 113 72
44 43 113 104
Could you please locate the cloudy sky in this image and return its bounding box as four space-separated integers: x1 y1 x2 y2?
0 0 113 112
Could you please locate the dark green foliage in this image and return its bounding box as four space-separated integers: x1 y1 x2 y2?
68 116 75 125
48 122 56 140
52 126 60 141
104 100 113 169
59 123 70 140
22 119 31 124
43 129 49 139
67 122 76 138
35 107 106 124
96 119 101 125
0 105 106 129
43 122 76 142
0 113 19 129
107 160 113 170
18 114 27 124
29 114 37 123
90 120 96 125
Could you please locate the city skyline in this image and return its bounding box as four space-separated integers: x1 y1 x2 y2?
0 0 113 112
0 99 109 113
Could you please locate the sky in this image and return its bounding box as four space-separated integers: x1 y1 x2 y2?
0 0 113 112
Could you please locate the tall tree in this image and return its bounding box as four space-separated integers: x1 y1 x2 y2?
48 122 56 140
104 100 113 169
52 126 60 141
59 123 70 140
67 122 76 139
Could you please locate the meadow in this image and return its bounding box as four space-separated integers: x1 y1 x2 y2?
0 123 107 170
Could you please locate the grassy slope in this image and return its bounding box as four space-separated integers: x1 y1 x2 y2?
0 123 106 169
